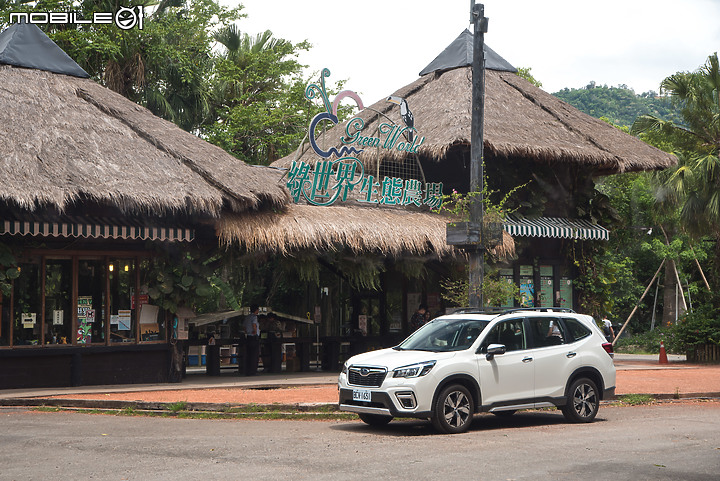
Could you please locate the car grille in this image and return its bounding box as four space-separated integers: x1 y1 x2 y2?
348 366 387 387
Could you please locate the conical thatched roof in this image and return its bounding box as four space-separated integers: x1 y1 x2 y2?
216 203 515 259
0 24 287 216
274 32 675 175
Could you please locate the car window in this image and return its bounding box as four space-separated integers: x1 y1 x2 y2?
479 319 527 352
563 318 592 342
529 317 566 347
396 319 489 352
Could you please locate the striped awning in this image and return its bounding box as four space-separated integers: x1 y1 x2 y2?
503 216 609 241
1 219 194 242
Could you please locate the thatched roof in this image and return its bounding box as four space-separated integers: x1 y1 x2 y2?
0 24 288 216
274 38 675 175
216 203 515 259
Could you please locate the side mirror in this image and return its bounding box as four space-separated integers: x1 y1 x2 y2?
485 343 506 361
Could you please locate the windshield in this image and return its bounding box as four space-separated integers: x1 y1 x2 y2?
396 319 490 352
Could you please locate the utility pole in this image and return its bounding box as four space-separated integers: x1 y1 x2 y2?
468 2 488 308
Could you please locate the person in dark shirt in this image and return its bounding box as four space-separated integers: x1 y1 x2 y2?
410 303 428 332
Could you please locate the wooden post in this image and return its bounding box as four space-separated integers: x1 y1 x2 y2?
613 259 665 346
468 2 488 307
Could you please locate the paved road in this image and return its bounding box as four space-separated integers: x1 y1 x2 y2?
1 402 719 481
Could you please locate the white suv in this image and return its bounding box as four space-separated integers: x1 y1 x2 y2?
338 308 616 434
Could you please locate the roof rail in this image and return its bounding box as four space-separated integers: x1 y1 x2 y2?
499 307 576 315
447 307 507 315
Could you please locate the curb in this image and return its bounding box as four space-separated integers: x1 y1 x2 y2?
0 398 340 412
2 393 719 413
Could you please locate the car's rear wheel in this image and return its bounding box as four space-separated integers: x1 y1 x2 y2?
432 384 473 434
562 377 599 423
358 413 393 426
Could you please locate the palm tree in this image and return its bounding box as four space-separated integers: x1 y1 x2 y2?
206 25 310 165
632 52 720 321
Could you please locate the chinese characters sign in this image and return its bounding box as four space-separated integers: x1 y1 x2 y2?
288 158 443 208
288 68 443 208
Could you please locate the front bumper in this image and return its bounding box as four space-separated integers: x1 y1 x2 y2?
338 388 431 418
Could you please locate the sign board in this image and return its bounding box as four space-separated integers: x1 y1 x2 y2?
287 68 443 208
358 315 367 335
21 313 36 328
77 296 93 344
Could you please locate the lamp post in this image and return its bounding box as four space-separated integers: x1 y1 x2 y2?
468 2 488 308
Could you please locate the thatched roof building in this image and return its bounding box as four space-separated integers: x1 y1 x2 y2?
219 30 672 257
274 30 676 175
0 23 287 219
218 203 515 259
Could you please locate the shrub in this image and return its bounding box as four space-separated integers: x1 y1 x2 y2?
669 305 720 351
614 327 679 354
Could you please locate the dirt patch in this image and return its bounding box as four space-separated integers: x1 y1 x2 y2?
45 365 720 405
50 385 338 404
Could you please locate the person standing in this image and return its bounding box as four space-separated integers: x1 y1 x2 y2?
410 304 428 332
602 316 615 342
244 304 260 376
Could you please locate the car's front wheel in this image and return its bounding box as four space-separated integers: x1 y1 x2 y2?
358 413 393 426
562 377 599 423
432 384 474 434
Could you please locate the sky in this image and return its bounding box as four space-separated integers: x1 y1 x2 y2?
227 0 720 105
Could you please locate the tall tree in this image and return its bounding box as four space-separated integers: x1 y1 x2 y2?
203 25 319 165
632 52 720 319
1 0 242 132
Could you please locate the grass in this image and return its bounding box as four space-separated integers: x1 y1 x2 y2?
30 404 354 421
619 394 655 405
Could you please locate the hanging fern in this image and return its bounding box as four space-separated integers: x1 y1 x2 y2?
395 258 427 280
337 255 385 291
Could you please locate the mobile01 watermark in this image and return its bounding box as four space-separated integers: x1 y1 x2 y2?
9 6 144 30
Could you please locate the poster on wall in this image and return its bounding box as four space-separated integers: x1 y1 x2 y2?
117 310 132 331
139 304 160 341
519 265 534 307
21 313 36 328
559 277 573 309
407 292 421 318
358 315 368 335
499 269 514 308
76 296 93 344
539 266 553 307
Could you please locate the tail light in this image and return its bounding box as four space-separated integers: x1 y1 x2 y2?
602 342 614 357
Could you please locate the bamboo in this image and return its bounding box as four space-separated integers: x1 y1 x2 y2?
613 259 666 346
690 245 711 291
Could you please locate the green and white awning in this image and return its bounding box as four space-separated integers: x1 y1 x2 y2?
503 216 609 241
1 219 194 242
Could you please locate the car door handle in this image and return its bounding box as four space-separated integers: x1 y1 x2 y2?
522 357 533 363
566 352 577 358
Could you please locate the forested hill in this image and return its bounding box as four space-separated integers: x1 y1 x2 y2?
552 82 684 128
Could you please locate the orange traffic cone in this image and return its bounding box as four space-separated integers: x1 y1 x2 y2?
659 340 669 365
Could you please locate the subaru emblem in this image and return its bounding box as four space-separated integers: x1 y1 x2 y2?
360 368 369 376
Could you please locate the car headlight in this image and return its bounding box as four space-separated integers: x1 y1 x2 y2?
393 360 436 378
341 362 348 376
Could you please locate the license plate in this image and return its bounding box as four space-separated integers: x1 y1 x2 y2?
352 389 372 402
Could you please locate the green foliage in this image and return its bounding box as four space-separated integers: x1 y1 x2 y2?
144 247 222 314
553 83 684 128
336 256 385 291
619 394 655 405
614 327 678 354
204 25 318 165
0 243 19 297
0 1 243 132
670 304 720 349
440 267 520 308
516 67 542 88
574 251 640 321
168 401 188 413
